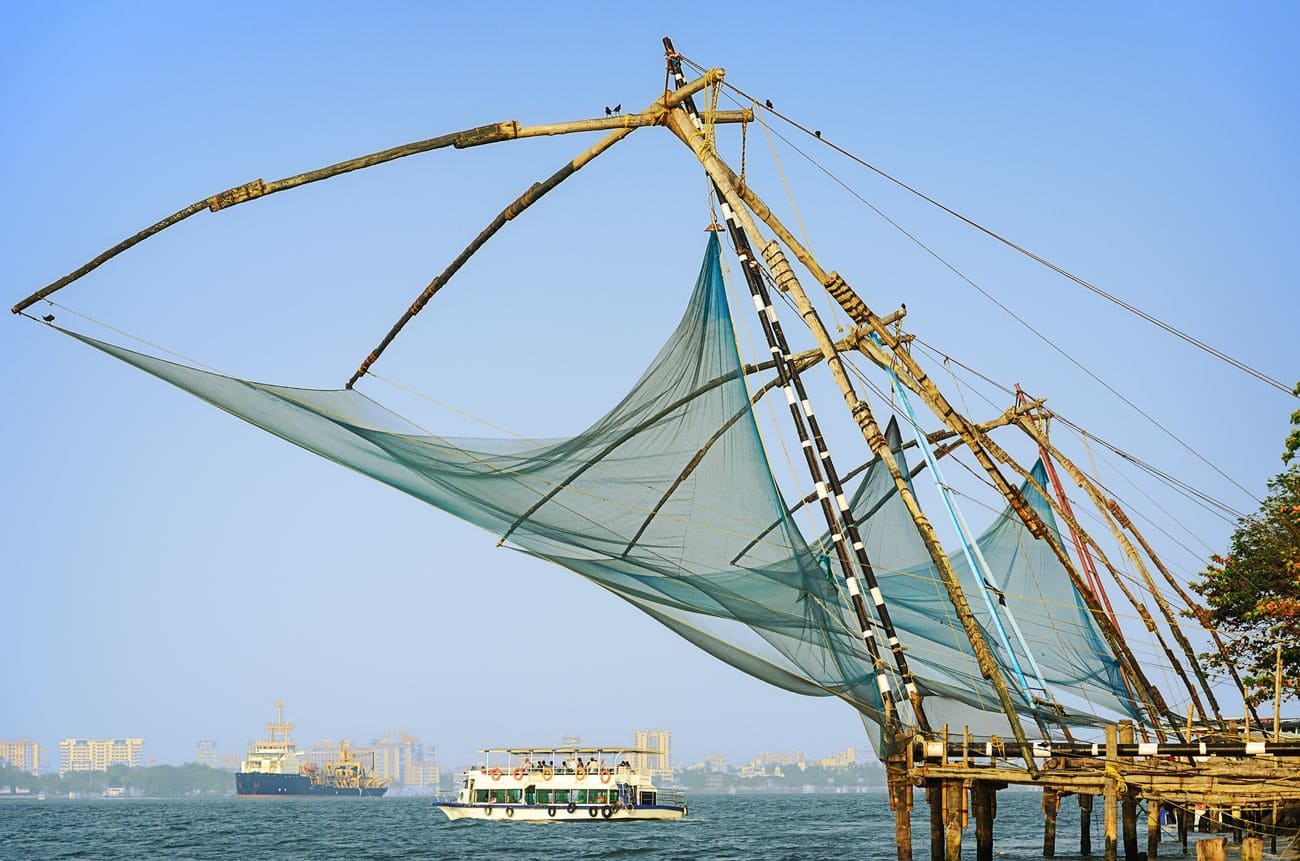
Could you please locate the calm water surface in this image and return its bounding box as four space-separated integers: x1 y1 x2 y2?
0 791 1158 861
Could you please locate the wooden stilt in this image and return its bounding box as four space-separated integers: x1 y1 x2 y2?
1196 837 1224 861
1120 722 1138 861
928 780 944 861
1270 800 1278 854
1147 794 1160 859
1105 725 1120 861
973 782 996 861
1043 789 1060 857
889 753 914 861
1178 807 1188 856
1081 794 1095 856
1240 837 1262 861
944 780 964 861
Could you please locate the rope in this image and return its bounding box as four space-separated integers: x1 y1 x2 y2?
678 55 1294 399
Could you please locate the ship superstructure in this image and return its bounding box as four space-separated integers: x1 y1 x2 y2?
235 702 388 797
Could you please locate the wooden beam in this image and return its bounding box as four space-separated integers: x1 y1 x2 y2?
346 69 724 387
11 85 740 316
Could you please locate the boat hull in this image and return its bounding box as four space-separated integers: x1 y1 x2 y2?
235 772 387 797
434 802 685 821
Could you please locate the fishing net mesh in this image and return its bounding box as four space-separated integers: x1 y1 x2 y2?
59 235 1138 752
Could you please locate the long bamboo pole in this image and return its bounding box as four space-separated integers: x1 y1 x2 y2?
344 70 727 387
661 95 1042 771
720 153 1170 734
664 43 921 736
11 98 744 316
670 40 946 738
1097 491 1261 728
1017 418 1225 726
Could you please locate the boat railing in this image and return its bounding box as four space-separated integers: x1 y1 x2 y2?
654 788 687 808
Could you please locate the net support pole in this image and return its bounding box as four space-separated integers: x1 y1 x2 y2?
665 38 927 740
345 68 724 387
720 159 1171 739
661 75 1046 773
11 101 746 316
875 332 1053 730
1014 416 1227 727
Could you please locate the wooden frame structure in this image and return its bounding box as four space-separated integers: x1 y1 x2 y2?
13 38 1298 861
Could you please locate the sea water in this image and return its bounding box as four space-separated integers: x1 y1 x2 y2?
0 791 1158 861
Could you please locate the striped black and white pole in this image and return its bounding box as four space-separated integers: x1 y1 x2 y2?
665 39 927 733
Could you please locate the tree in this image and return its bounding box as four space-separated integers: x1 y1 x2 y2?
1194 389 1300 708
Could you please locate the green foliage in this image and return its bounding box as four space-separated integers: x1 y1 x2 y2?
1285 382 1300 465
1194 395 1300 706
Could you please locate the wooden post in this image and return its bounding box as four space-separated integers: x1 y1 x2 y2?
1105 724 1119 861
1120 723 1138 861
1081 794 1095 856
972 782 994 861
1270 800 1278 854
1147 795 1160 860
1240 837 1262 861
1178 807 1189 856
1276 643 1284 742
928 780 944 861
944 780 964 861
889 752 914 861
1195 837 1225 861
1043 789 1060 857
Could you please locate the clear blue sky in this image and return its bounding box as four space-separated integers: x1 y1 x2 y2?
2 2 1296 769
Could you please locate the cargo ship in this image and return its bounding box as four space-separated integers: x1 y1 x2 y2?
235 701 389 797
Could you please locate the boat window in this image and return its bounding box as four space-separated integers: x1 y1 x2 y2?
475 789 489 802
552 789 569 803
535 789 551 804
508 789 522 803
573 789 587 804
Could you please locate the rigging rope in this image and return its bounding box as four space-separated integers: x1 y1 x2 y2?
677 54 1295 399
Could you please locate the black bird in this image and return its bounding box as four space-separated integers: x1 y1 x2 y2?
605 106 612 116
814 129 822 138
42 314 55 322
764 99 773 109
613 103 621 114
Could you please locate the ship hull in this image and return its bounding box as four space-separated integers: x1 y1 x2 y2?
236 772 387 797
433 802 685 821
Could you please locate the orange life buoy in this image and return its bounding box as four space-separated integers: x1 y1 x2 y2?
512 766 525 780
575 764 587 781
490 767 502 781
542 767 554 781
599 768 612 784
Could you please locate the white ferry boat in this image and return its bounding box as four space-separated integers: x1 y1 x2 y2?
434 747 686 822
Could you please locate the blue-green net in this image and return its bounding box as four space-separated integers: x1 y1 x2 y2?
57 235 1139 750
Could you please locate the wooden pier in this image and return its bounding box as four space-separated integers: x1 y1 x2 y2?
887 724 1300 861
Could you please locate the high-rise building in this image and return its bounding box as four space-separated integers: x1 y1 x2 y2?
195 739 217 768
816 746 856 768
0 740 42 776
632 729 671 781
405 759 440 789
218 752 242 772
58 738 144 776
